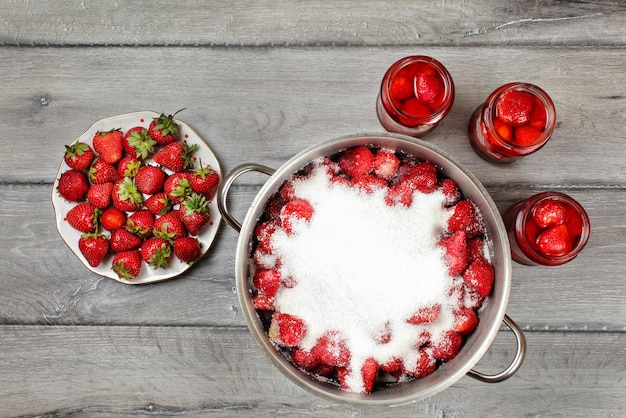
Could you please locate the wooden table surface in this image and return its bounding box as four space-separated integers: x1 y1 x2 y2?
1 2 625 417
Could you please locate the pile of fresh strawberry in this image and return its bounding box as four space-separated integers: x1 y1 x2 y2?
56 112 220 280
250 145 495 394
492 89 548 146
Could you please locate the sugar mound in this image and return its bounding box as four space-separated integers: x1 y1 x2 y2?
270 162 456 393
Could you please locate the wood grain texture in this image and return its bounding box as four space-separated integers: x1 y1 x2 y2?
1 46 625 185
0 1 624 47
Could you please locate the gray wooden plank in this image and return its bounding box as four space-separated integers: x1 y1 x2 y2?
1 184 623 330
1 46 625 185
0 1 624 47
0 325 623 417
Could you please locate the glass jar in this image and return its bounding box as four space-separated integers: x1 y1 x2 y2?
377 56 455 137
468 82 556 163
503 192 590 266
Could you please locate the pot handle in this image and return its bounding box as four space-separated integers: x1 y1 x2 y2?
467 314 526 383
217 163 276 232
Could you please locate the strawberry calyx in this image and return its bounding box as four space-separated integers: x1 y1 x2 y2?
126 127 157 159
115 178 143 206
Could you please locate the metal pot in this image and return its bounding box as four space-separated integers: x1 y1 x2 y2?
218 133 525 406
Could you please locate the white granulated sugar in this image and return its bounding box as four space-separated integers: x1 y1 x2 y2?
270 163 458 392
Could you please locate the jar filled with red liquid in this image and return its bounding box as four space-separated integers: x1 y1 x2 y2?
503 192 590 266
377 56 455 137
468 82 556 163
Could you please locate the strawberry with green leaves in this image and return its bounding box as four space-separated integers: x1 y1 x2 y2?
178 192 211 236
164 172 193 204
57 169 89 202
89 157 120 184
112 250 142 280
145 192 173 216
141 237 172 269
64 142 94 170
126 210 154 239
153 141 197 173
123 126 157 160
153 211 187 242
148 110 184 145
66 202 100 233
93 129 124 164
112 178 143 212
117 156 141 178
78 233 109 267
189 163 220 198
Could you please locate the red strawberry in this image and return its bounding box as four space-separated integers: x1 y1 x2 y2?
454 307 479 335
111 250 142 280
110 228 142 253
140 237 172 269
64 142 94 170
93 129 123 164
359 357 378 393
372 149 400 180
407 303 441 325
100 207 127 231
463 260 495 297
164 172 193 204
153 140 197 172
532 199 567 229
338 146 374 178
439 178 461 206
268 312 307 347
384 182 413 207
528 99 547 129
135 165 166 195
112 178 143 212
57 170 89 202
255 220 280 254
389 69 414 101
86 182 114 209
400 161 438 193
280 198 314 234
416 71 443 104
448 200 484 238
148 111 183 145
536 224 571 257
292 348 319 370
493 117 513 141
173 236 202 264
513 125 543 146
123 126 156 160
116 156 141 178
496 90 535 127
438 230 469 275
89 157 120 184
145 192 173 216
311 331 351 367
78 233 109 267
126 210 155 239
189 163 220 197
253 268 281 299
179 193 211 236
402 98 432 118
467 236 487 263
352 174 387 193
432 330 463 361
66 202 99 233
403 348 437 378
153 211 187 242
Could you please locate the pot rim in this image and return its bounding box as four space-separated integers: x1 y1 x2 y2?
229 133 513 406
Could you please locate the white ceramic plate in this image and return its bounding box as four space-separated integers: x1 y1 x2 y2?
52 111 222 284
